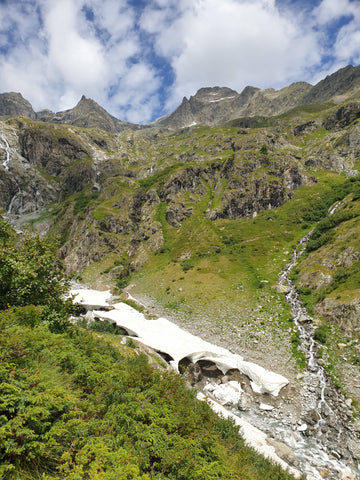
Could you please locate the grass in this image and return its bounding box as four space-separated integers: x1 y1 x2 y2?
129 170 348 366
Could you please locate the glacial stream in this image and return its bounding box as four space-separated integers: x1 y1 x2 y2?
71 260 359 480
276 232 359 479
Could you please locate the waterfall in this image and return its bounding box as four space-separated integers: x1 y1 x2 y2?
0 130 12 170
278 231 359 478
7 194 17 215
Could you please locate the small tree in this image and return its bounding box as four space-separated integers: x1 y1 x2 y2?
260 144 268 155
0 218 72 331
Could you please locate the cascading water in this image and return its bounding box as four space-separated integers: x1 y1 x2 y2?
0 127 23 216
277 231 359 479
0 129 12 170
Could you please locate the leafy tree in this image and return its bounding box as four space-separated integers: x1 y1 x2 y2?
0 217 71 331
260 144 268 155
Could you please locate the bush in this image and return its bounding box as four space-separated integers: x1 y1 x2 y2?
314 326 328 344
180 259 195 272
0 219 71 330
260 144 268 155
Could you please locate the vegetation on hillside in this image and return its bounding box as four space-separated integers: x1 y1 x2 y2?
0 218 298 479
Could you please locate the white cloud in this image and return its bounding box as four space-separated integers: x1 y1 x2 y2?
42 0 107 104
0 0 359 123
146 0 322 112
314 0 357 25
335 24 360 65
313 0 360 70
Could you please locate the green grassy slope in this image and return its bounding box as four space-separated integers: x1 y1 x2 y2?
0 308 299 480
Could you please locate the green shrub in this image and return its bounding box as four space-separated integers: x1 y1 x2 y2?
73 191 99 216
260 144 268 155
314 326 328 344
180 259 195 272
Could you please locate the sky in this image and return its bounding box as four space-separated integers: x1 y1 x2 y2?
0 0 359 124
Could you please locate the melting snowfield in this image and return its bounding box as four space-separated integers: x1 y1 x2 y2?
70 286 300 476
70 286 357 480
71 287 288 396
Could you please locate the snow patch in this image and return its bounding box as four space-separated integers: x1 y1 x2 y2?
70 287 112 310
70 287 288 397
204 381 242 406
197 392 301 478
208 96 236 103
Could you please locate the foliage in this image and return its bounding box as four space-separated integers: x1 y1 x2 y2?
260 144 268 155
0 219 72 332
306 210 357 252
314 326 328 344
121 298 145 312
73 191 99 216
76 316 126 335
0 308 298 480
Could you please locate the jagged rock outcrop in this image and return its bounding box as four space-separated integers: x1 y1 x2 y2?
293 120 318 136
323 102 360 130
153 83 312 129
46 95 138 133
0 92 36 119
18 121 89 175
154 86 259 129
316 297 360 334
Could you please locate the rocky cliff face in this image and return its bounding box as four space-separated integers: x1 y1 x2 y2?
0 92 36 119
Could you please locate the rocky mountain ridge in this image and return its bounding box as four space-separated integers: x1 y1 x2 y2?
0 93 139 133
2 64 360 132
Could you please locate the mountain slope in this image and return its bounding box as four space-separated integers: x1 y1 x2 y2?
1 67 360 478
301 64 360 105
0 219 297 480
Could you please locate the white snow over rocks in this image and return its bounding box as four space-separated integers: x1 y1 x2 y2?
70 287 288 397
70 287 113 310
204 381 243 406
196 392 301 479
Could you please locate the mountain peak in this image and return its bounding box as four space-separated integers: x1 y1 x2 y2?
0 92 36 119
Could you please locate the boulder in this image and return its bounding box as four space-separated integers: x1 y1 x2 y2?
266 438 299 467
238 393 253 411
